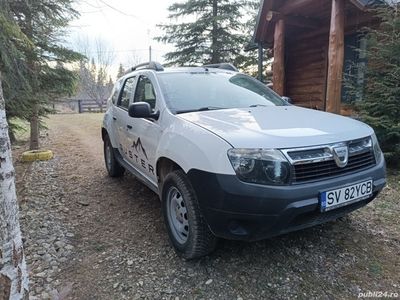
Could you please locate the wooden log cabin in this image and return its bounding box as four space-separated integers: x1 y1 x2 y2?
252 0 383 115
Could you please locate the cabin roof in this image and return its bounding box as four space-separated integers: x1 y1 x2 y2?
251 0 391 47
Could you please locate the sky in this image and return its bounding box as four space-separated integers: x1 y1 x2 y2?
66 0 181 75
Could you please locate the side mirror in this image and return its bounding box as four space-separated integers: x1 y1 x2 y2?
282 96 293 104
128 102 159 120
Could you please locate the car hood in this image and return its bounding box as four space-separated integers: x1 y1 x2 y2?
178 106 373 149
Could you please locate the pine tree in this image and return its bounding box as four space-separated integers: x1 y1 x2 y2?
346 3 400 158
117 63 125 78
156 0 253 66
0 1 32 142
4 0 82 149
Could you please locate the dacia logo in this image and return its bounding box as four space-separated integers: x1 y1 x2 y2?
331 145 349 168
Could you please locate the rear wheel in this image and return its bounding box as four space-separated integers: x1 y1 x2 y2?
103 134 125 177
162 170 217 259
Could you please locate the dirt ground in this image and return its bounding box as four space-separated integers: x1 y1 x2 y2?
14 113 400 299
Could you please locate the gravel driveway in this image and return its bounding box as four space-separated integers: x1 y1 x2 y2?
15 113 399 300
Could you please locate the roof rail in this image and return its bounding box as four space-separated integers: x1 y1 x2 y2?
202 63 238 72
128 61 164 73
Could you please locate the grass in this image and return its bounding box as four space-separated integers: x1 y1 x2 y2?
9 117 30 143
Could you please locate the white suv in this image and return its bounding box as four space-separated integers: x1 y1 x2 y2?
102 62 386 259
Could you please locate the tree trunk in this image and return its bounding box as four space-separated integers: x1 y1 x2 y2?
0 73 29 299
29 103 39 150
211 0 219 63
26 11 40 151
8 129 16 144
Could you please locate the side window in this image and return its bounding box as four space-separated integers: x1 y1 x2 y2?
118 77 136 110
134 76 156 110
111 89 119 104
111 80 121 104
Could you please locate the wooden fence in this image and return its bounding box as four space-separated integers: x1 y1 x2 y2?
78 99 107 113
53 99 107 114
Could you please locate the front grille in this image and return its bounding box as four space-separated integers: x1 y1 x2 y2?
293 150 375 183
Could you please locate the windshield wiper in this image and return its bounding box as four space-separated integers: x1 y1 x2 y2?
249 104 269 107
176 106 226 114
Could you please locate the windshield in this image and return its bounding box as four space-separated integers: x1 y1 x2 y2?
157 72 286 113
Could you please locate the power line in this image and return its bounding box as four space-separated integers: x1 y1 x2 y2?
80 0 105 9
96 0 143 21
80 10 103 14
95 0 112 29
82 48 164 54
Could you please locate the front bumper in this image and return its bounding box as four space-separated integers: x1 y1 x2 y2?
187 158 386 241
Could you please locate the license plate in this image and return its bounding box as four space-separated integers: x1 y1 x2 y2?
320 180 373 212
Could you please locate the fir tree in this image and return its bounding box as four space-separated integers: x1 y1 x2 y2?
117 63 125 78
346 3 400 158
156 0 255 66
0 0 32 141
3 0 82 149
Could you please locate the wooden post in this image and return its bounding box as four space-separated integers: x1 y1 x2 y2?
326 0 345 114
273 19 285 95
258 44 263 82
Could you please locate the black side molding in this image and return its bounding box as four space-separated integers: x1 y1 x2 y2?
113 148 159 195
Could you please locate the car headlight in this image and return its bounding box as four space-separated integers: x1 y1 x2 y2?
227 149 291 185
371 134 383 164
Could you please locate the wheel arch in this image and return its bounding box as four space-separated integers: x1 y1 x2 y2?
101 127 108 141
156 157 184 188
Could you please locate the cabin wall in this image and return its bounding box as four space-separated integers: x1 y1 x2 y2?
285 33 329 110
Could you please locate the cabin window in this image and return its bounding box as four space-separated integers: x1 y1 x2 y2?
342 34 367 104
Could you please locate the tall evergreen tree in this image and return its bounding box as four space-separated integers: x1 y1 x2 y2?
117 63 125 78
345 3 400 159
0 0 32 142
156 0 253 66
5 0 81 149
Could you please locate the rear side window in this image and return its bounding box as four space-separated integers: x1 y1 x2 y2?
118 77 136 110
111 80 122 104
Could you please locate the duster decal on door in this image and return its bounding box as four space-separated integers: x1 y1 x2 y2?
128 137 154 175
132 137 148 160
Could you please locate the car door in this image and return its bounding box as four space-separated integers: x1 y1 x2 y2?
125 74 162 184
113 76 136 161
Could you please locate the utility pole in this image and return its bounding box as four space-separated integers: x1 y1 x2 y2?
147 28 152 62
149 45 152 62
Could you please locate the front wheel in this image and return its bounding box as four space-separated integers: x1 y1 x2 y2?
103 134 125 177
162 170 217 259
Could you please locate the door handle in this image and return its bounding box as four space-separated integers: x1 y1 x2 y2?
127 125 132 129
112 117 117 121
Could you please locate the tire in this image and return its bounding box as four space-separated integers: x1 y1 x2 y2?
21 150 53 162
162 170 217 259
103 134 125 177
